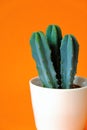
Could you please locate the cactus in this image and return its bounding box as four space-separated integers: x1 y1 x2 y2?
60 35 79 89
30 31 58 88
29 25 79 89
46 25 62 87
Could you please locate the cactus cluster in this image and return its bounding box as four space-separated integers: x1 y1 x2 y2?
30 25 79 89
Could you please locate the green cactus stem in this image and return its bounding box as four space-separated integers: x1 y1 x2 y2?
60 35 79 89
46 25 62 87
30 31 59 88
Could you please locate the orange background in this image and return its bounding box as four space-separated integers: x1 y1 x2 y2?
0 0 87 130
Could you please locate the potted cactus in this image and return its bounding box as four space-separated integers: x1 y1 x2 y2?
29 25 87 130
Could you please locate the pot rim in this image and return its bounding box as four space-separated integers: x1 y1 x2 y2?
29 75 87 92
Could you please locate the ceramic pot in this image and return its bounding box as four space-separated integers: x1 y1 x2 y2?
29 76 87 130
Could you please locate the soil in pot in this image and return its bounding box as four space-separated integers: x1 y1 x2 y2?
71 84 81 89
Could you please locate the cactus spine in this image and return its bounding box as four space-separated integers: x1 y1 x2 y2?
30 31 58 88
60 35 79 88
46 25 62 87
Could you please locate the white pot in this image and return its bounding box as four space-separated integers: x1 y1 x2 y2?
29 76 87 130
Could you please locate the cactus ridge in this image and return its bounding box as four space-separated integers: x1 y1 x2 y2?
71 35 79 74
60 35 79 88
46 25 62 87
30 31 58 88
